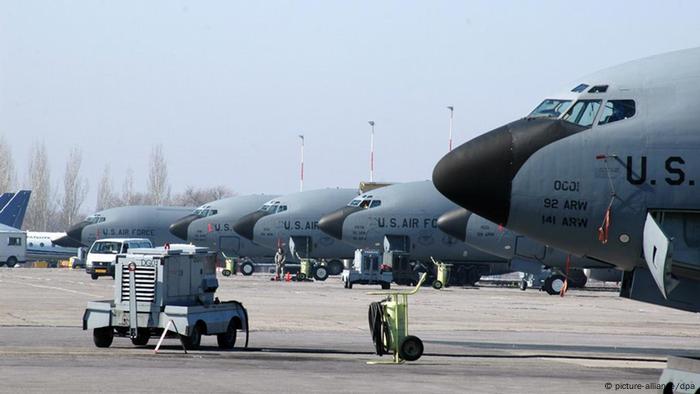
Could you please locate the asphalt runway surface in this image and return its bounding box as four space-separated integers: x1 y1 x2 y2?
1 268 699 393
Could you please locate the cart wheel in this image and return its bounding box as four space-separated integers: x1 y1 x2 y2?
217 319 237 350
432 280 443 290
93 327 114 348
131 328 150 346
314 266 328 281
240 261 255 276
222 269 232 277
399 335 424 361
519 279 528 291
297 272 307 281
91 273 98 280
381 282 390 290
181 323 203 350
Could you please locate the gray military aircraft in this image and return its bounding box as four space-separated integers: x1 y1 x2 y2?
433 47 700 312
233 188 360 275
318 181 511 285
437 207 617 292
169 194 280 274
54 205 193 248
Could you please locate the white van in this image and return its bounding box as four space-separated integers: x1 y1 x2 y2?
86 238 153 279
0 224 26 267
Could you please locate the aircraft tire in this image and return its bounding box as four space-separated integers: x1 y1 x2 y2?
314 266 328 281
240 261 255 276
326 260 343 276
544 275 566 295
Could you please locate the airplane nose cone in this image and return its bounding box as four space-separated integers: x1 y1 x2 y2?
432 118 586 225
52 234 86 248
61 221 89 245
169 214 200 240
233 211 270 240
437 208 472 242
318 207 363 240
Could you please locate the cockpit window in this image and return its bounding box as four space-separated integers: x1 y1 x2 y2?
597 100 635 125
528 99 573 119
562 100 601 127
259 201 287 214
588 85 608 93
193 207 218 217
85 215 106 224
347 195 381 209
571 84 589 93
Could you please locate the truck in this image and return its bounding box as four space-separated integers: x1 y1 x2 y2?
0 224 26 267
85 238 153 280
83 245 248 350
342 249 392 289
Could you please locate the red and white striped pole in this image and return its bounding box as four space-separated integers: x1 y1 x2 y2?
298 134 304 192
368 120 375 182
447 106 454 152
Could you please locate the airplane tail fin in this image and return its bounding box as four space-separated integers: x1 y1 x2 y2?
0 190 32 229
0 192 15 211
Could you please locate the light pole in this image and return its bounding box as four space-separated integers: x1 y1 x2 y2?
368 121 375 182
447 106 454 152
298 134 304 192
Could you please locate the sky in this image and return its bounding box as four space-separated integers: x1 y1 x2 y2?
2 1 700 211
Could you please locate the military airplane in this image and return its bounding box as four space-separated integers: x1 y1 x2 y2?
169 194 280 274
54 205 193 248
433 47 700 312
437 207 617 292
234 188 360 276
318 181 511 285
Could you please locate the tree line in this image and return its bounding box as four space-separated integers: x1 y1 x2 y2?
0 136 234 232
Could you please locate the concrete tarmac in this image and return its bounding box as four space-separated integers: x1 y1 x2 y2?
1 268 699 393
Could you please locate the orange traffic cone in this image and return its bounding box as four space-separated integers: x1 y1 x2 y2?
285 272 292 282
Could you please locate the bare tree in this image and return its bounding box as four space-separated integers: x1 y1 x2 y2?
121 168 148 206
24 142 52 231
171 185 235 207
147 144 170 205
58 146 89 228
0 134 15 192
96 164 117 210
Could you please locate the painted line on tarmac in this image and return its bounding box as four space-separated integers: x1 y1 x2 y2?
4 279 102 298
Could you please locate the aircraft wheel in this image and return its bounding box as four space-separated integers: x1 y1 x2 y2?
544 274 566 295
326 260 344 276
131 328 150 346
217 319 237 350
240 261 255 276
314 266 328 281
93 327 114 348
432 280 443 290
399 335 424 362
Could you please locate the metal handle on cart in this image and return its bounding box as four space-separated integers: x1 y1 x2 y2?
367 273 428 296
